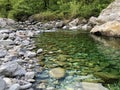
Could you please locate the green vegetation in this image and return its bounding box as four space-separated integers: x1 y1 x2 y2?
0 0 113 21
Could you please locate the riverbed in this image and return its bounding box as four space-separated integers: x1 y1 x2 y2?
35 30 120 90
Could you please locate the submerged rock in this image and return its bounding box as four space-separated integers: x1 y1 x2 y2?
94 72 119 83
79 82 108 90
49 67 66 79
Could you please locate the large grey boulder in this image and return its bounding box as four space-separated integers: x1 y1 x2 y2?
0 77 6 90
0 61 26 77
0 18 15 28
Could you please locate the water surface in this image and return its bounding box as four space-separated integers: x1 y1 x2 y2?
35 30 120 89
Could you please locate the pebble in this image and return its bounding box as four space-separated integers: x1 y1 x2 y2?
25 72 35 79
37 48 43 54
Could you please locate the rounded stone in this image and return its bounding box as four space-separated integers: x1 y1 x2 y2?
8 84 20 90
49 67 66 79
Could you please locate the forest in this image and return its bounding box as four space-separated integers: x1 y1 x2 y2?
0 0 113 21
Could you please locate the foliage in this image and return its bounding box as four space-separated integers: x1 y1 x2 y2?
0 0 113 21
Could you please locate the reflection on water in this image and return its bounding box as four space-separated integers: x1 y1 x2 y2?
91 35 120 49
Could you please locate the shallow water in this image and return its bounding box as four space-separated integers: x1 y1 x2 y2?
35 30 120 89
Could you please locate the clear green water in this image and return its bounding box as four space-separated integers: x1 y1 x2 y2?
35 30 120 89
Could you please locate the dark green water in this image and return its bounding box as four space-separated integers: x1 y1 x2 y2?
35 30 120 89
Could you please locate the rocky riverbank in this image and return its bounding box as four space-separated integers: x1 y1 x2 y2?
0 17 93 31
0 26 45 90
0 18 110 90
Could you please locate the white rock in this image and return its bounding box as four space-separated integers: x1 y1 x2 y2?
69 26 78 30
62 26 69 29
25 72 35 79
27 31 34 37
24 51 36 58
16 31 26 38
27 79 35 83
0 29 11 33
89 16 98 25
37 83 46 89
0 33 9 40
3 78 12 85
9 32 16 40
82 24 92 30
55 21 64 28
46 87 55 90
37 48 43 54
8 84 20 90
69 18 79 26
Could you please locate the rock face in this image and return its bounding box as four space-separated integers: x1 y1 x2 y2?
97 0 120 23
90 0 120 37
90 21 120 37
49 68 66 79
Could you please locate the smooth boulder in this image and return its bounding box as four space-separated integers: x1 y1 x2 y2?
49 67 66 79
79 82 108 90
90 21 120 37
